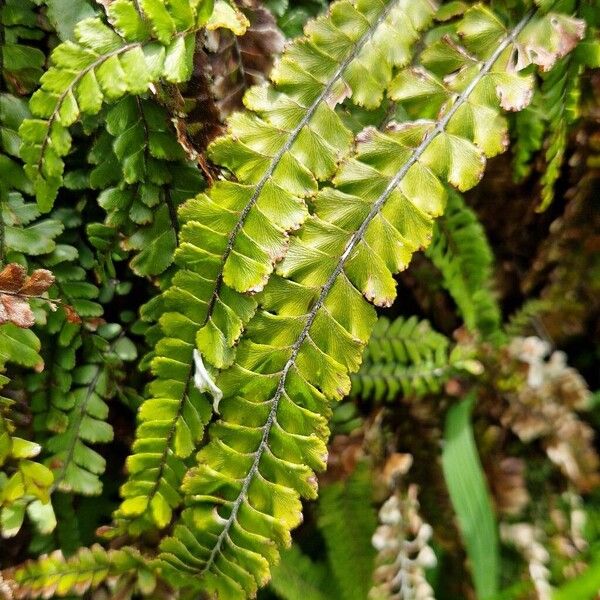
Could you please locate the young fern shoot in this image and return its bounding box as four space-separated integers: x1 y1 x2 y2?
114 0 437 535
156 5 585 598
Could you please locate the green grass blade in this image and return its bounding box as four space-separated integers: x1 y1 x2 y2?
442 393 499 599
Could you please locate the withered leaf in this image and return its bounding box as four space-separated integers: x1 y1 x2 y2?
0 264 55 328
19 269 55 295
207 1 285 118
172 1 284 161
0 263 27 293
0 294 34 328
64 304 82 324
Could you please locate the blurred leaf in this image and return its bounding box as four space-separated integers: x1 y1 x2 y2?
553 552 600 600
442 394 500 600
44 0 97 41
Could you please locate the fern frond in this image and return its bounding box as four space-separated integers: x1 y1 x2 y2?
26 223 132 497
26 217 103 435
38 326 135 497
156 7 584 597
19 0 219 211
351 316 469 401
114 0 437 536
87 96 203 277
3 544 145 599
425 190 503 340
317 463 377 600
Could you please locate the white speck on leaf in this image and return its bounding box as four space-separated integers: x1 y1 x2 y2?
193 349 223 413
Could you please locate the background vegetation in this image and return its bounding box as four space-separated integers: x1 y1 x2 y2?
0 0 599 598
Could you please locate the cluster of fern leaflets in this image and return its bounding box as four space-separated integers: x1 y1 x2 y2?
156 5 585 597
0 0 598 598
350 316 478 401
87 96 204 277
116 0 438 537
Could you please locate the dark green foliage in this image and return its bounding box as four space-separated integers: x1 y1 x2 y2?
41 325 136 496
426 190 503 341
316 464 378 600
351 316 469 401
88 96 203 277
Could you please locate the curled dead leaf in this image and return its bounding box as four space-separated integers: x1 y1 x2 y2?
207 2 284 117
0 264 55 328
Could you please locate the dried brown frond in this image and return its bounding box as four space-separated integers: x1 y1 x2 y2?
0 264 54 328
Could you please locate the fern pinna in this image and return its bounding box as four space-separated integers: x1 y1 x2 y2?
350 315 474 401
155 5 585 598
114 0 437 535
